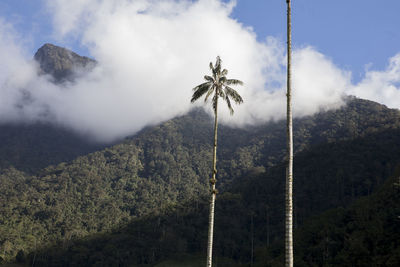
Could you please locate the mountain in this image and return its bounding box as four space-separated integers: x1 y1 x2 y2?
34 43 96 83
1 96 400 265
0 44 103 174
0 44 400 266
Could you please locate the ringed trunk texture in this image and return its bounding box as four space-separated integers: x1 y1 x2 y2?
206 97 218 267
285 1 294 267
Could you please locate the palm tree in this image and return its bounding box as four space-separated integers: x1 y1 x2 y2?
285 0 294 267
191 56 243 267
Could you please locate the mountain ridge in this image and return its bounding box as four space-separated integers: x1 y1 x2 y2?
2 94 400 264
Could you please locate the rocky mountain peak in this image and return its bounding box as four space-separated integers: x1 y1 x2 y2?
34 43 96 82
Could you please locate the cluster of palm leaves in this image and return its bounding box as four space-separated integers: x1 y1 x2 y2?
191 56 243 115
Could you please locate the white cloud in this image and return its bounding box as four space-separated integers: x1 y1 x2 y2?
348 53 400 108
292 47 350 116
0 0 399 142
0 18 43 122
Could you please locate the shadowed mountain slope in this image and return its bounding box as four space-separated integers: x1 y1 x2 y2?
21 125 400 267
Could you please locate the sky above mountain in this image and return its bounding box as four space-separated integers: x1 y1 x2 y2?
0 0 399 141
1 0 399 82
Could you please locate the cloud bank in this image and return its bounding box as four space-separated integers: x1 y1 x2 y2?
0 0 399 142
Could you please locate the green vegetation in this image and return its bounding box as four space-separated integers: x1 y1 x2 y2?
277 170 400 267
0 97 400 266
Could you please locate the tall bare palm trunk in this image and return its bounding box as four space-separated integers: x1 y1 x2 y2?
206 96 218 267
285 0 294 267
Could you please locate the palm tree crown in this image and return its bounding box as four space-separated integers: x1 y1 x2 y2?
191 56 243 114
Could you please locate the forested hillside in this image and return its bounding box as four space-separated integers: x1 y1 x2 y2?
0 44 399 266
1 95 400 265
292 172 400 267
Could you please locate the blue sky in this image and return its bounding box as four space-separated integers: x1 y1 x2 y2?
233 0 400 82
1 0 399 83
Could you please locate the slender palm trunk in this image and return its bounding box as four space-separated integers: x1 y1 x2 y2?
206 96 218 267
285 1 294 267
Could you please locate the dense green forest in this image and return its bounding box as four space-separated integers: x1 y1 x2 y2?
1 96 400 266
292 172 400 267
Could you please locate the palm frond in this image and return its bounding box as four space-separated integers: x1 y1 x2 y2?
204 75 214 82
204 85 216 102
219 76 227 84
225 86 244 104
225 94 234 115
218 87 225 99
192 81 211 92
226 79 244 86
191 82 212 103
215 56 221 74
222 69 228 76
209 61 217 77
